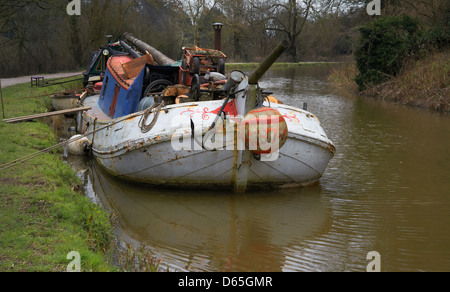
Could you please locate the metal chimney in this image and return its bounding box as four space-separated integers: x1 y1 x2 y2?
213 23 223 51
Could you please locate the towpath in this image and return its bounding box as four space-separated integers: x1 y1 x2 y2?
1 72 84 88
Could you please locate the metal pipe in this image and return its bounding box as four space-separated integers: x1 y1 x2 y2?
214 29 222 51
119 40 141 59
123 33 175 66
222 71 245 93
248 40 289 85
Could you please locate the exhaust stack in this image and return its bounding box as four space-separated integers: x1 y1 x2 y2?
213 23 223 51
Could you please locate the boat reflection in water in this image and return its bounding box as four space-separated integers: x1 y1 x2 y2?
67 155 332 272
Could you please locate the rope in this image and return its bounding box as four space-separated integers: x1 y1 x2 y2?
0 107 158 172
138 101 165 133
2 89 84 102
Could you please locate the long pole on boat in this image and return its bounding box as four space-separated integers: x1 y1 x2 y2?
122 33 175 66
244 40 290 117
246 40 290 113
119 40 141 59
234 40 289 193
248 40 290 85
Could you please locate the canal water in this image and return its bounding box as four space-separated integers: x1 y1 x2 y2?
65 65 450 272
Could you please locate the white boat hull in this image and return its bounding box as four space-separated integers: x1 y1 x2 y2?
81 94 335 190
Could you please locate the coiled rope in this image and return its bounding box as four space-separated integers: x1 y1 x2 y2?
138 101 165 133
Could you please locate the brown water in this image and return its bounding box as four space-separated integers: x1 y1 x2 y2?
66 65 450 272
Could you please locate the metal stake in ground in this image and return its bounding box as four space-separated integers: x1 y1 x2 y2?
0 79 5 119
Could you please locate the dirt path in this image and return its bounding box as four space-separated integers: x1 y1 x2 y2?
1 72 84 88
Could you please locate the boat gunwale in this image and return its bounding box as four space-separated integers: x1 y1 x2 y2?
83 95 335 157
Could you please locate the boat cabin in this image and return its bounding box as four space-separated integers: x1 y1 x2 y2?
83 42 126 87
98 54 179 119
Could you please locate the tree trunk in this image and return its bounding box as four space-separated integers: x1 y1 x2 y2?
68 16 82 67
288 34 297 62
233 33 241 61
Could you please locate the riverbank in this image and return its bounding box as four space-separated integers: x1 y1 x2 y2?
0 77 115 271
328 50 450 112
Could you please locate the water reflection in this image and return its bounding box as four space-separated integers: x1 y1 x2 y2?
67 154 333 272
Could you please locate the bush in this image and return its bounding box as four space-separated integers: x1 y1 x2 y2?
355 15 420 91
418 20 450 51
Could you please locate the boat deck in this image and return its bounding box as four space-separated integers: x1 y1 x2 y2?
83 95 112 122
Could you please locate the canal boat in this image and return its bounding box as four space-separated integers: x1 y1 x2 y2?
83 37 128 87
77 35 335 192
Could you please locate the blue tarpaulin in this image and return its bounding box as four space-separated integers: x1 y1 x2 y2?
98 66 145 119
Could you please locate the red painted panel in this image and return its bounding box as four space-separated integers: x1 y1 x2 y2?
109 84 120 117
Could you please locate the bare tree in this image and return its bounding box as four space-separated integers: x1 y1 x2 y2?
383 0 450 25
115 0 139 38
261 0 354 62
260 0 316 62
176 0 221 46
219 0 248 60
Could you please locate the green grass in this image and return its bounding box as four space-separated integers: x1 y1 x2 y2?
0 76 116 272
1 76 84 120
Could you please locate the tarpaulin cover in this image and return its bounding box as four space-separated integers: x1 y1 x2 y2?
98 66 145 118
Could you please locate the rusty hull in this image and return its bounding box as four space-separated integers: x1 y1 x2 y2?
80 91 335 190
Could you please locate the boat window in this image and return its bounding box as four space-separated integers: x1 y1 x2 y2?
100 76 108 99
96 55 105 72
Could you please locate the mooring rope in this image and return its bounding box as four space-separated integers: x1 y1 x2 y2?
2 89 84 102
0 104 166 171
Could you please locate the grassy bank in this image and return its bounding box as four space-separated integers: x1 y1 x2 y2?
0 77 115 271
329 50 450 112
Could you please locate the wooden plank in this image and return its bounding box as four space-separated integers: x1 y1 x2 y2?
3 106 91 123
121 52 155 79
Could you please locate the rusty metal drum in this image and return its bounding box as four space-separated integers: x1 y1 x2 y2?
241 107 288 154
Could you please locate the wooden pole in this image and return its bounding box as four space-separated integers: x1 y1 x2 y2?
248 40 289 85
0 79 5 119
233 40 289 193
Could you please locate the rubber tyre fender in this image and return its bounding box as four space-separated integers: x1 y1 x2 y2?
218 58 225 75
191 57 200 75
180 59 187 85
144 79 173 97
190 74 201 101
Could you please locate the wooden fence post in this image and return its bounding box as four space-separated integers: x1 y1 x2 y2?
0 80 5 119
